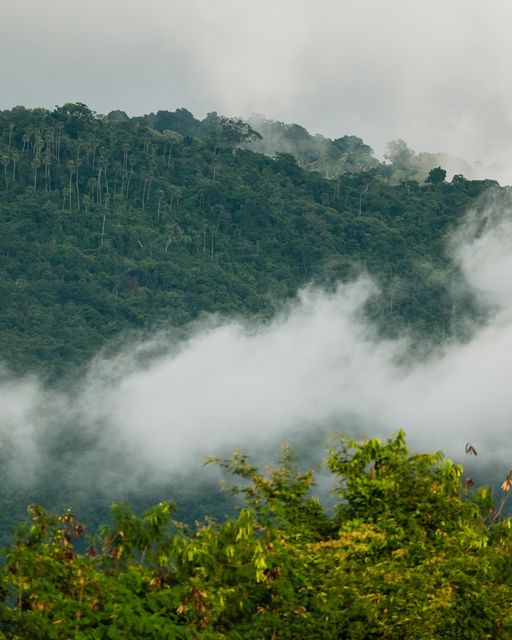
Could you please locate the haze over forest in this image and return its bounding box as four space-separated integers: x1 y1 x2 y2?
0 99 509 516
3 3 512 636
4 0 512 178
0 0 511 505
0 0 511 512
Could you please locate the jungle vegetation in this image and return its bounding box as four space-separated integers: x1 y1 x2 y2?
0 103 499 380
0 104 508 637
1 432 512 638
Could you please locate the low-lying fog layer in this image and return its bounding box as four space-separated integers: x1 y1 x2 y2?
3 191 512 494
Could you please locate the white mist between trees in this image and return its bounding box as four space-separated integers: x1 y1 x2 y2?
2 193 512 491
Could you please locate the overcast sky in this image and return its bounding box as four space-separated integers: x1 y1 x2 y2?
2 1 512 167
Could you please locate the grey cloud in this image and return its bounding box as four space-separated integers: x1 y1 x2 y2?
3 1 512 176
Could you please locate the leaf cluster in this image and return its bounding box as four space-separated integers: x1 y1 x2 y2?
2 432 512 638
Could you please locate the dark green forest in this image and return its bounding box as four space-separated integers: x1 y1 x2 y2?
0 103 498 379
0 103 509 637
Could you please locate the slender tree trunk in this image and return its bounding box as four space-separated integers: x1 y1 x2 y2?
97 168 102 205
100 214 106 247
126 169 133 198
76 169 80 211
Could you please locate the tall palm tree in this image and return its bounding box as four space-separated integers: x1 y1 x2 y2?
8 122 15 150
67 160 76 211
55 122 64 159
22 131 30 154
122 143 130 172
11 151 20 183
0 154 9 189
75 160 81 210
31 158 40 190
43 154 52 191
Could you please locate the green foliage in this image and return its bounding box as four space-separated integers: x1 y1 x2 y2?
209 444 333 540
246 115 380 178
427 166 447 184
0 102 506 591
2 432 512 638
0 103 499 380
327 430 471 529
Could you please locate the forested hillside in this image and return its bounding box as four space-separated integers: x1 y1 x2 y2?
0 103 499 379
1 103 510 637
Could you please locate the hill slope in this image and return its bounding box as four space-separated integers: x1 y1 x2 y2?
0 103 498 379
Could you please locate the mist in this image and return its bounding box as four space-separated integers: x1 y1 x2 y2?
2 190 512 506
3 0 512 179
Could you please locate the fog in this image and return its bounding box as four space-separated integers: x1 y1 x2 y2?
2 1 512 176
2 192 512 503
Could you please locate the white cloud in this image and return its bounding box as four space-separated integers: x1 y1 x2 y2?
3 0 512 175
4 191 512 496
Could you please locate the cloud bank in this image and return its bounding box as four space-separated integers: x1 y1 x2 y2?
2 0 512 176
3 190 512 498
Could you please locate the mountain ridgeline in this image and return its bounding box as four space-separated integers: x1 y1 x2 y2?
0 103 500 379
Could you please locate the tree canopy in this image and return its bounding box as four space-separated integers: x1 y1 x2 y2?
0 103 499 380
0 105 508 634
427 166 447 184
1 432 512 638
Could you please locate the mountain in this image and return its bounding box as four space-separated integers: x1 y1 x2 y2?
0 103 499 380
1 105 510 637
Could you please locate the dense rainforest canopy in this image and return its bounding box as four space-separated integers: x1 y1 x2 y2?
0 103 500 379
0 103 509 637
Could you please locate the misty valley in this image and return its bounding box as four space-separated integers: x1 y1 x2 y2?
2 103 512 637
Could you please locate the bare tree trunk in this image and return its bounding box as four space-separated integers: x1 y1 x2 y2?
100 214 106 247
97 167 102 205
76 169 80 211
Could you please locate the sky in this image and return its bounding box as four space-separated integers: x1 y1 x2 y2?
2 0 512 168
